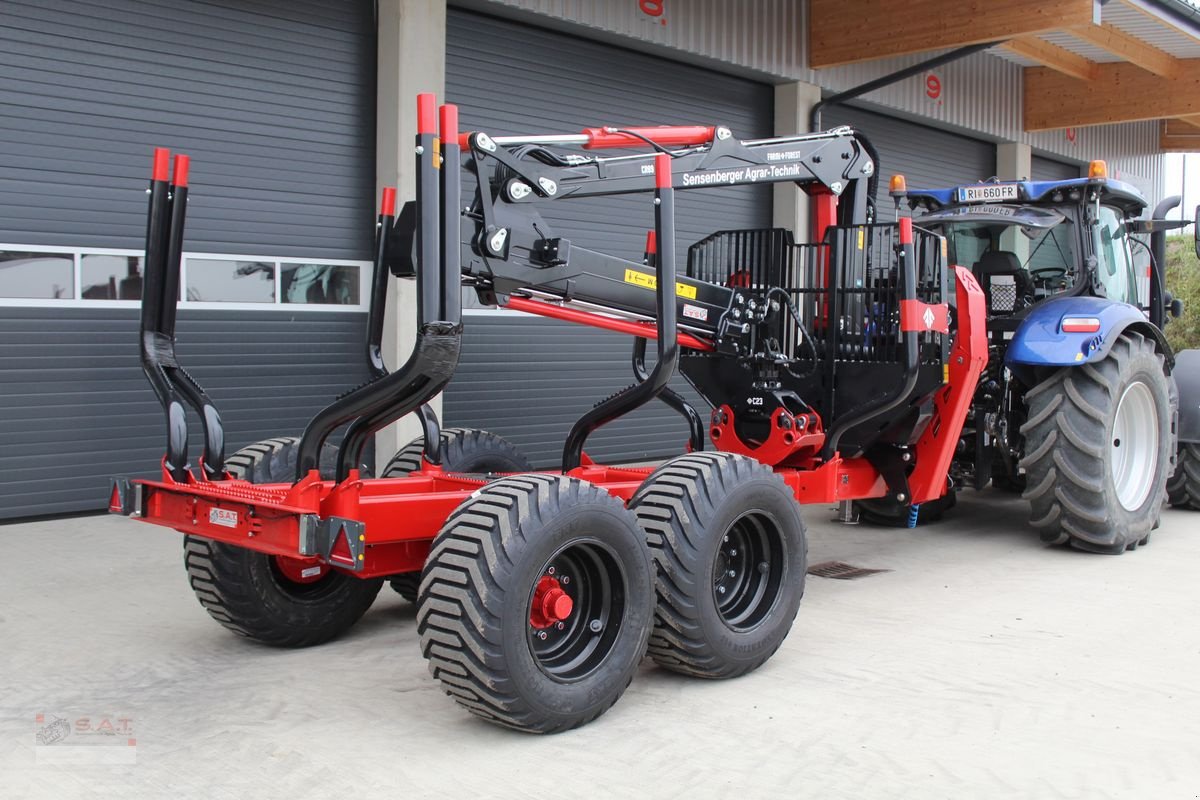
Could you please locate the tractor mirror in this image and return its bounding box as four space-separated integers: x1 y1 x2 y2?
1194 205 1200 259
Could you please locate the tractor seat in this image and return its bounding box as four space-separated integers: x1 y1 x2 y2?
973 250 1033 314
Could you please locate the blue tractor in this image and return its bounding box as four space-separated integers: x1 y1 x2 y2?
860 161 1199 553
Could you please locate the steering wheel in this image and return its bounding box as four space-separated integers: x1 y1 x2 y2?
1030 266 1067 282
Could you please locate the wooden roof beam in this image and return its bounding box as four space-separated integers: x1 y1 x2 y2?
1024 60 1200 130
1175 115 1200 131
1161 119 1200 152
809 0 1098 69
1069 22 1179 77
1002 36 1100 81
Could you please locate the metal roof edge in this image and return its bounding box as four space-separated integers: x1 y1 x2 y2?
1125 0 1200 38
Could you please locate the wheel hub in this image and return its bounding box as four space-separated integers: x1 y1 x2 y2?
273 556 328 585
529 575 574 629
527 543 625 683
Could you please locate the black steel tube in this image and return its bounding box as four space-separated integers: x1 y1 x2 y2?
365 192 395 380
631 336 705 452
808 41 1002 133
1149 195 1181 328
440 104 462 324
416 95 440 326
561 154 680 472
820 222 921 462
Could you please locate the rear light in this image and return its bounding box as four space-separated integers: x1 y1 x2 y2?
1062 317 1101 333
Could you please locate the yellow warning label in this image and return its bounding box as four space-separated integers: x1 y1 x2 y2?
857 230 865 251
433 137 441 169
623 269 698 300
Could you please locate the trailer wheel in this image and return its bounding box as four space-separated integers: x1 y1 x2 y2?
1020 331 1172 553
417 474 653 733
380 427 530 477
183 436 382 647
1168 443 1200 509
630 452 807 679
381 428 532 602
854 490 957 527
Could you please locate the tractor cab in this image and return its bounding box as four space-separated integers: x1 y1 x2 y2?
898 162 1153 328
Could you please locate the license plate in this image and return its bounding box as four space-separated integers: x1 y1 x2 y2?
958 184 1018 202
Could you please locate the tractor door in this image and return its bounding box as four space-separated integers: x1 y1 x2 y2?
1093 205 1141 307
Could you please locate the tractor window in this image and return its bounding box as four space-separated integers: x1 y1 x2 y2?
934 215 1076 298
1094 206 1138 305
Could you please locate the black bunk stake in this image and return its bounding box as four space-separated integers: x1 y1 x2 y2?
305 94 463 483
631 229 704 452
139 148 190 482
562 153 681 472
138 150 228 481
163 155 226 478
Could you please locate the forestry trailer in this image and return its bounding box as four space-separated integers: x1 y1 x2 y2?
113 92 1004 733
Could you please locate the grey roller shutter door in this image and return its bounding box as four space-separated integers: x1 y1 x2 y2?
0 0 375 257
824 105 996 222
0 308 368 519
442 10 773 467
1031 156 1082 182
0 0 374 519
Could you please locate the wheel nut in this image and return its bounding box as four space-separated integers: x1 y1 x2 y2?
538 631 547 640
729 549 738 556
561 576 570 585
758 562 769 574
718 586 726 594
728 570 736 577
556 622 565 631
589 620 602 633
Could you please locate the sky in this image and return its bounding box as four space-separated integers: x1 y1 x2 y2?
1164 153 1199 221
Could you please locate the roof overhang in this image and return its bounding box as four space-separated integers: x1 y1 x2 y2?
809 0 1200 138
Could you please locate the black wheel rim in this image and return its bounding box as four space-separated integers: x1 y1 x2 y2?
712 511 786 631
527 540 626 683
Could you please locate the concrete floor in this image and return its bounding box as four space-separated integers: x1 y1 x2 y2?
3 490 1199 799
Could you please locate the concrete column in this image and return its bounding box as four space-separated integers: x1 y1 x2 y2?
374 0 446 472
996 142 1032 181
773 81 823 242
996 142 1032 258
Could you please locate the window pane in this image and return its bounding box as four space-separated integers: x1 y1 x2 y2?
280 263 359 305
81 254 144 300
186 259 275 303
0 251 74 299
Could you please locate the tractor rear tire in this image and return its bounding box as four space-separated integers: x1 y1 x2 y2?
1019 332 1172 553
855 490 957 527
1168 443 1200 509
183 436 383 647
381 428 532 602
630 452 807 679
417 474 653 733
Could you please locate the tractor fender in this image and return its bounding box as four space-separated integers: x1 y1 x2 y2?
1174 349 1200 443
1005 296 1173 371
